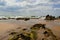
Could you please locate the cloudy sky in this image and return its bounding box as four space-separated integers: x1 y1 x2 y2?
0 0 60 16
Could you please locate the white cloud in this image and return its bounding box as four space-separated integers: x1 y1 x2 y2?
5 0 16 6
54 8 60 10
4 0 50 7
26 0 50 5
4 0 28 7
16 1 28 7
0 0 60 16
37 0 49 3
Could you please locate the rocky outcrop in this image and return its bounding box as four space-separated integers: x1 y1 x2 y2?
8 24 59 40
45 15 56 20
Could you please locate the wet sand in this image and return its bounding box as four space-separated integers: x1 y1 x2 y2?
0 19 60 40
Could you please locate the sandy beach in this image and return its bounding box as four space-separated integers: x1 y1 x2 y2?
0 19 60 40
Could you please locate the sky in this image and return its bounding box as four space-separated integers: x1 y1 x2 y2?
0 0 60 16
